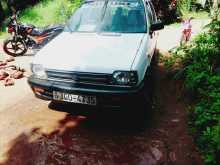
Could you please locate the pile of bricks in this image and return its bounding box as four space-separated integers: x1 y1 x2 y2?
0 56 26 86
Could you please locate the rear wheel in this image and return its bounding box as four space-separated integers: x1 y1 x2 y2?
3 38 27 56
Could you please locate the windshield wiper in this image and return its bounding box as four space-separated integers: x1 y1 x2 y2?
101 0 109 20
96 0 109 33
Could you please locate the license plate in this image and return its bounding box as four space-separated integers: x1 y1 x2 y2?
53 91 97 106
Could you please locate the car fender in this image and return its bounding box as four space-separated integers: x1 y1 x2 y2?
131 34 152 85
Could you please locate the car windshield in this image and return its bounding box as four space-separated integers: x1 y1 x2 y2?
65 0 147 33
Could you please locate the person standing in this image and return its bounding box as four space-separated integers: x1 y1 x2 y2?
180 17 193 45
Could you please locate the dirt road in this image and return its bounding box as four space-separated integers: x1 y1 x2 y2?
0 21 207 165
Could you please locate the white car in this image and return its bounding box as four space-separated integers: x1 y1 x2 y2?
28 0 164 108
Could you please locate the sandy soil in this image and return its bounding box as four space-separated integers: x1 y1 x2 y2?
0 20 209 165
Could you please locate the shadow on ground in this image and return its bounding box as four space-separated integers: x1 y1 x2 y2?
0 104 161 165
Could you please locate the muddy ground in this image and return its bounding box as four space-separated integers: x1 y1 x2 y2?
0 20 209 165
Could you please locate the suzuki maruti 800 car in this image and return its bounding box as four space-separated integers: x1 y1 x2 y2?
28 0 164 108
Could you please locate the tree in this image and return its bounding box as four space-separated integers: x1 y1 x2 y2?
212 0 219 19
153 0 179 23
7 0 40 10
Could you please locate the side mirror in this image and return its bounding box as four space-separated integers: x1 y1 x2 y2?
150 21 164 31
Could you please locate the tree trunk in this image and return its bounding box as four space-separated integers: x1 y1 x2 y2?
213 0 218 8
0 2 5 24
212 0 219 19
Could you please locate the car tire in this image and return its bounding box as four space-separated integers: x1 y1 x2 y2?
142 52 157 105
132 52 158 122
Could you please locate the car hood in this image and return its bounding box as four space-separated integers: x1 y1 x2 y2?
33 32 144 73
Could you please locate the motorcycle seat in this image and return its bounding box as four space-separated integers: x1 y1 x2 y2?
22 24 36 29
31 24 64 36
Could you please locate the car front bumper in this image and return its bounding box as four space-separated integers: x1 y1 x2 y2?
28 76 145 108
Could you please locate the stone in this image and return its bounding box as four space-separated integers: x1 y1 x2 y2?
150 147 163 161
169 152 177 162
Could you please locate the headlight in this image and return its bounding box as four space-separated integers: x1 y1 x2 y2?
112 71 138 86
31 64 47 79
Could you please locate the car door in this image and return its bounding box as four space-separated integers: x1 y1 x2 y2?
145 1 155 58
148 1 158 49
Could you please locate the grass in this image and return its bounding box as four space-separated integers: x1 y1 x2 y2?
0 32 9 39
19 0 80 26
0 0 81 38
181 10 209 20
168 10 210 27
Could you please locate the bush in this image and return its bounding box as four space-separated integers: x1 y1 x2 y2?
18 0 81 27
167 20 220 165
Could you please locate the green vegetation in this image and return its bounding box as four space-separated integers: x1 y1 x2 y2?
176 0 211 22
19 0 80 27
181 10 209 20
0 31 9 39
177 0 199 12
168 10 209 28
177 0 219 20
166 20 220 165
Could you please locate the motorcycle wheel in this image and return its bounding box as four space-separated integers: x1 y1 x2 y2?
3 39 27 56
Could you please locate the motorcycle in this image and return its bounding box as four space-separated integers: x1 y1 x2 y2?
3 12 64 56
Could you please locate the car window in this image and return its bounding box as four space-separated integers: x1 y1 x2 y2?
65 0 147 33
65 1 105 32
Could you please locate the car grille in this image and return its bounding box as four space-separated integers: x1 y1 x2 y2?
46 70 112 86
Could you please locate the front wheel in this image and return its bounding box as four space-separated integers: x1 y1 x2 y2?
3 38 27 56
